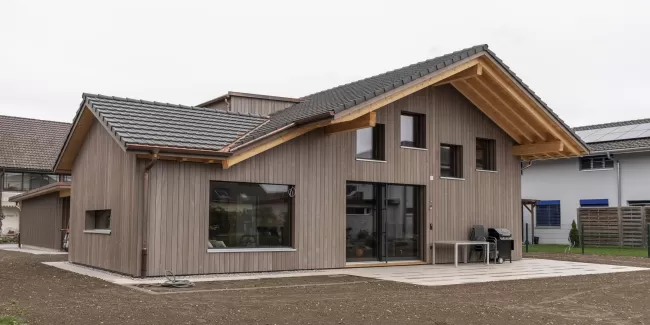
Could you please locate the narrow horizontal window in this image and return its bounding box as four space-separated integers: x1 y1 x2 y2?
579 156 614 171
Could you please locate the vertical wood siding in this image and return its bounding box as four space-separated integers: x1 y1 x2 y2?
69 121 140 276
145 85 521 276
203 97 295 116
18 192 64 250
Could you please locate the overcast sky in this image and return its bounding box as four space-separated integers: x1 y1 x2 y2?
1 0 648 127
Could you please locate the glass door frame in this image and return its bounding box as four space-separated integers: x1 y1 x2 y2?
346 181 425 263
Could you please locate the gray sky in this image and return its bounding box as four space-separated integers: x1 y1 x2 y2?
2 0 648 127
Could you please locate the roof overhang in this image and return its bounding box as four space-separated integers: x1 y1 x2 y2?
222 52 589 168
9 182 71 202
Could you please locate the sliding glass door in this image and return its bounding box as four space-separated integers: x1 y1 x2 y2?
346 182 422 262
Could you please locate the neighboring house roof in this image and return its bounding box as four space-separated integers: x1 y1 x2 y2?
82 94 269 151
574 118 650 152
235 44 583 148
9 181 71 202
0 115 71 172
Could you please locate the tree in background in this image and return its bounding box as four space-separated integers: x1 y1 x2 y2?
569 219 580 247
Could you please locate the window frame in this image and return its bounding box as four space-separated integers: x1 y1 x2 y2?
475 138 496 171
440 144 463 179
578 156 614 171
356 124 386 161
535 201 561 228
207 180 296 253
84 209 112 235
400 112 426 149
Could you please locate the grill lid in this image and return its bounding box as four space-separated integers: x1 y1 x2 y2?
490 228 512 237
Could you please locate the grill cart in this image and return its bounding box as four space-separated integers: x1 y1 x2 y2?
488 228 514 264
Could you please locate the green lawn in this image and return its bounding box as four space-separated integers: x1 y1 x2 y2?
0 316 24 325
526 244 649 257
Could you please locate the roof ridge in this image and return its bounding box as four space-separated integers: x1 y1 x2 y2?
82 93 271 119
573 117 650 131
294 44 488 104
0 114 71 125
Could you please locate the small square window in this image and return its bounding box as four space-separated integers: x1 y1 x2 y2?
356 124 385 160
476 138 496 171
86 210 111 230
440 144 463 178
400 112 426 148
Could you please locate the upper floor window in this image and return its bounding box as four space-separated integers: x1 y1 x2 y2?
579 156 613 171
356 124 385 161
2 172 59 192
400 112 425 148
440 144 463 178
536 200 561 227
476 138 496 171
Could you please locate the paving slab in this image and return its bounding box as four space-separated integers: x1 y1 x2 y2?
0 244 68 255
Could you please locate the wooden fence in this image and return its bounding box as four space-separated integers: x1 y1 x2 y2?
577 207 650 247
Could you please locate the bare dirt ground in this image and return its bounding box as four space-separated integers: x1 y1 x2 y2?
2 251 650 325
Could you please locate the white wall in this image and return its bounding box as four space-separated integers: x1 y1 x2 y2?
1 190 22 234
619 152 650 204
522 157 618 244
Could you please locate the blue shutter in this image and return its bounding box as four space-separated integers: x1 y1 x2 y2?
579 199 608 207
536 200 561 227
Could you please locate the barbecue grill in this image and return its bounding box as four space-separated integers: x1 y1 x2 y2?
488 228 514 263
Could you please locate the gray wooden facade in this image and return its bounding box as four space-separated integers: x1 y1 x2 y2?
17 192 70 251
68 84 522 276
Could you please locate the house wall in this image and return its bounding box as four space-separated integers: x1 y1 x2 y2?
2 191 21 234
521 151 650 244
69 121 140 275
145 84 522 276
202 96 295 116
18 193 67 250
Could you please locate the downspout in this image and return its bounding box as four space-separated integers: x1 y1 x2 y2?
607 151 622 246
141 154 159 277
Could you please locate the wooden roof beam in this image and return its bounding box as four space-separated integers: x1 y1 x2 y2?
513 141 564 156
324 112 376 135
434 64 483 86
480 62 583 155
452 80 529 144
471 77 547 143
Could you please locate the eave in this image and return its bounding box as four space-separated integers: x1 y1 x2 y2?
222 53 589 168
9 182 71 202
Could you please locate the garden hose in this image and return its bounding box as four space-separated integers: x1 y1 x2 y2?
160 270 195 288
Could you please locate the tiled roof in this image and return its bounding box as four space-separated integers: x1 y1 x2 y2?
574 118 650 152
235 44 583 149
83 94 269 151
0 115 71 172
574 118 650 131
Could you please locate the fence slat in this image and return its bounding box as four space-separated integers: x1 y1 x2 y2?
578 207 646 247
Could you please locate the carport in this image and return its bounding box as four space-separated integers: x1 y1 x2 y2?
9 182 71 251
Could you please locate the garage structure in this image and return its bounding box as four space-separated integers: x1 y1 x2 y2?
9 182 71 251
54 44 588 277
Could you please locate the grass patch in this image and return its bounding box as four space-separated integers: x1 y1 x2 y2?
527 244 649 257
0 316 25 325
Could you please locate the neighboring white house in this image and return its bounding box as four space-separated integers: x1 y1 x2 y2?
522 118 650 244
0 115 71 235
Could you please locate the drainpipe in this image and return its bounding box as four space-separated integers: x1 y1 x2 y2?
607 151 622 246
140 153 159 277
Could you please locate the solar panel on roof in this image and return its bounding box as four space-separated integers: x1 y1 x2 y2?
633 123 650 131
596 132 626 142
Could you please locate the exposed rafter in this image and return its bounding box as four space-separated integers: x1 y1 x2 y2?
324 112 376 135
513 141 564 156
434 64 483 86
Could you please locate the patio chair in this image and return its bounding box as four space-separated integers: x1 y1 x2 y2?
469 225 497 262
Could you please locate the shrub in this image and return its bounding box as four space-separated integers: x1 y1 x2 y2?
569 220 580 247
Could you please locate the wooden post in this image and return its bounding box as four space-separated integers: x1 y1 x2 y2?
618 207 623 247
581 222 585 255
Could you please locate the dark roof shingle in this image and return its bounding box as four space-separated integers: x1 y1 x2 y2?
0 115 71 171
235 44 583 149
83 94 269 151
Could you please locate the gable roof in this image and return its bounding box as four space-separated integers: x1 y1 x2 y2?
56 44 589 171
82 94 269 151
234 44 583 150
574 118 650 152
0 115 70 172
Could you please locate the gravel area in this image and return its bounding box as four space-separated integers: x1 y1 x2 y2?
3 250 650 324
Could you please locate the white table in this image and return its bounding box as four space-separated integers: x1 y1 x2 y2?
433 241 489 267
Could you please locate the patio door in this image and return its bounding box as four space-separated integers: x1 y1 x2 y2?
346 182 421 263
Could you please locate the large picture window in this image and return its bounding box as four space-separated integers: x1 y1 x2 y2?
208 181 293 249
